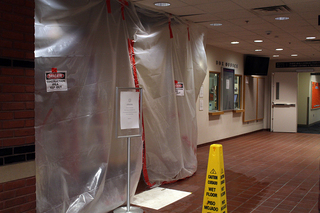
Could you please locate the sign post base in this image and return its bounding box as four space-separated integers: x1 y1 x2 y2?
113 206 143 213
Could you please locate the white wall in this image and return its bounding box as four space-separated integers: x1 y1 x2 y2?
298 72 310 125
196 45 267 145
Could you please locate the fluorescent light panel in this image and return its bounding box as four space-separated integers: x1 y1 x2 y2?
154 2 171 6
275 17 289 20
210 23 222 26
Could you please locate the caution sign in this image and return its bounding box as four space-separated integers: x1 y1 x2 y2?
202 144 227 213
45 70 68 92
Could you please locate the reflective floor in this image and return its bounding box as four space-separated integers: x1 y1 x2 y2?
130 130 320 213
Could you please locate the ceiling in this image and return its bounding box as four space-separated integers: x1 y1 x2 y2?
133 0 320 61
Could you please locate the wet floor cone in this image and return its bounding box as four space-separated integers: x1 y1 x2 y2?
202 144 227 213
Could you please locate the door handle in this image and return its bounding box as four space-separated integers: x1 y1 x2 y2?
272 103 295 107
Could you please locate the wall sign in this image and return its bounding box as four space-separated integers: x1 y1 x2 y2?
276 61 320 68
45 70 68 92
175 81 184 96
216 60 238 68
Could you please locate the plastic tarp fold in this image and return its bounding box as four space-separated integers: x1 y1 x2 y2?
35 0 207 212
132 7 207 186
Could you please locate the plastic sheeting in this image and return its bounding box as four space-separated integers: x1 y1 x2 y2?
132 8 207 186
35 0 207 212
35 1 143 212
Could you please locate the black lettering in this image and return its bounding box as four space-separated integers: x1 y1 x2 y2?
208 187 215 192
206 192 218 197
221 180 225 184
208 180 218 185
204 206 218 211
207 201 215 205
221 174 225 179
222 200 225 205
221 191 225 197
221 204 227 211
208 175 218 179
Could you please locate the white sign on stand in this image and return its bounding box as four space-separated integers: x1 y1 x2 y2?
120 91 140 130
114 87 143 213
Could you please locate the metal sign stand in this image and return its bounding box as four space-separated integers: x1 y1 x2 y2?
114 87 143 213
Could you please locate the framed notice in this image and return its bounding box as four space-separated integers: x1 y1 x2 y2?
116 87 143 138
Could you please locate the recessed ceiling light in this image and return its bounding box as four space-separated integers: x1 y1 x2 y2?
154 2 171 7
231 41 239 44
254 40 263 43
275 17 289 20
306 36 316 40
255 49 262 52
276 48 283 51
210 23 222 26
273 55 279 57
291 54 298 57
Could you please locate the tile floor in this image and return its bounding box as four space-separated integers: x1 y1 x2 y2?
130 130 320 213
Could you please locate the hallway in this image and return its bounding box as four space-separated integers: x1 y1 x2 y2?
133 130 320 213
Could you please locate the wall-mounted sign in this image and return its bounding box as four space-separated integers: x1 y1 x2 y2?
276 61 320 68
45 71 68 92
175 81 184 96
216 61 238 68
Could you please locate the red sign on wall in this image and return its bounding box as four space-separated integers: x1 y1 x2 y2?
311 82 320 109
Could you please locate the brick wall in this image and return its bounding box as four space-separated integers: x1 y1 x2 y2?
0 0 36 212
0 177 36 213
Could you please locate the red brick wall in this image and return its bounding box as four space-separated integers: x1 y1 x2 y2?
0 177 36 213
0 0 36 212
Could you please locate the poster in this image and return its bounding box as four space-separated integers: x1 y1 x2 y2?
45 71 68 92
311 82 320 109
120 91 140 129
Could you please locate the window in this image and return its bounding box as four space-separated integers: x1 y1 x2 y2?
209 71 220 111
222 68 234 110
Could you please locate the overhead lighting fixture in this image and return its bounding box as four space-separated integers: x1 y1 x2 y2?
291 54 298 57
154 2 171 7
306 36 316 40
210 23 222 26
254 40 263 43
255 49 262 52
275 17 289 20
276 48 283 51
231 41 239 44
273 55 279 57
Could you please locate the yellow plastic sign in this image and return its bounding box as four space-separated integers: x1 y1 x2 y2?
202 144 227 213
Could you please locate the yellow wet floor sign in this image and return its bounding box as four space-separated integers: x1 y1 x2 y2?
202 144 227 213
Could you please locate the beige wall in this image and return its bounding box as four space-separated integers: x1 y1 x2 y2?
196 45 268 145
298 73 310 125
